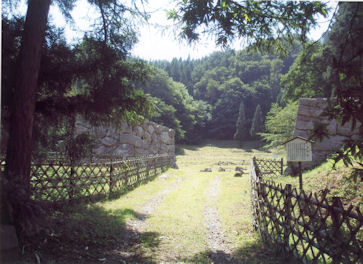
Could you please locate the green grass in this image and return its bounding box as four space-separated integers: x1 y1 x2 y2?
264 157 362 209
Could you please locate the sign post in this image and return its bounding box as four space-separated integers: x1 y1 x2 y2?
283 137 313 190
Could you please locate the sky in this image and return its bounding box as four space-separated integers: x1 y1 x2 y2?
130 1 338 61
13 0 338 61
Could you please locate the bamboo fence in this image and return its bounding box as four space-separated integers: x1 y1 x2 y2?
251 157 362 263
254 157 283 177
1 154 173 205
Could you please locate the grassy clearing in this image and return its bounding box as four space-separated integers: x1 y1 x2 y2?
177 139 273 170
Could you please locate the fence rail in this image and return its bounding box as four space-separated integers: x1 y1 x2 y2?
251 157 362 264
1 154 173 205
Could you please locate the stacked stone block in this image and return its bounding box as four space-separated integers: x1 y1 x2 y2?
291 98 360 170
75 118 175 158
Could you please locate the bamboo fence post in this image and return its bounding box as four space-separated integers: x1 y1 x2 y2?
69 164 75 202
109 157 113 194
124 162 129 188
283 184 292 254
147 159 150 178
136 163 140 183
280 158 284 175
330 196 343 263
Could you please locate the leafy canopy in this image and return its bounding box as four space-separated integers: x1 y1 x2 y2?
168 0 328 54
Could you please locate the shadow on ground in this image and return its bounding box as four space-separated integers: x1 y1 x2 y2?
10 204 161 264
182 239 296 264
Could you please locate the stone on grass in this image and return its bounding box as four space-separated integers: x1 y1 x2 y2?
200 168 212 172
235 166 244 172
234 171 243 177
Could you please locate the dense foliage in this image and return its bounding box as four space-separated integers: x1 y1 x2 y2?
151 49 299 142
281 42 330 101
137 67 211 143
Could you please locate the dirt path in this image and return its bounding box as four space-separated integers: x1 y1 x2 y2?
127 175 183 233
204 175 234 263
107 175 183 261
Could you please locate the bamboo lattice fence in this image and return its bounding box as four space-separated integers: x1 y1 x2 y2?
251 157 362 263
1 154 173 205
254 158 283 177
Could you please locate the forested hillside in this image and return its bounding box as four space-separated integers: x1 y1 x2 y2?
138 47 300 143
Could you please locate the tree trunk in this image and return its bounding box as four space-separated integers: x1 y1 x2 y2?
4 0 51 228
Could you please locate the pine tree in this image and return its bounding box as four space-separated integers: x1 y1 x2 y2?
250 105 264 138
233 101 247 141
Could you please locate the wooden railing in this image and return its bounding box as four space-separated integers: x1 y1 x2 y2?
1 154 173 205
251 158 362 263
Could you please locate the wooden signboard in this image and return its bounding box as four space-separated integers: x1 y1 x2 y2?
283 137 313 190
285 137 312 162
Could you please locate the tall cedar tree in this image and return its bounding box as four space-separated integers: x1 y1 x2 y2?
233 101 247 141
250 104 264 138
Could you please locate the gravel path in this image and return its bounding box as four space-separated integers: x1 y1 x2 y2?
204 175 234 263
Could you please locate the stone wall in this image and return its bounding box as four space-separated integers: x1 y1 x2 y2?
290 98 360 171
75 118 176 160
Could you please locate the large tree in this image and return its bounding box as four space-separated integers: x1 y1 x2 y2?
4 0 52 234
2 0 150 236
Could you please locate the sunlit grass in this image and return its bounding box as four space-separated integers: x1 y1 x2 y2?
142 170 213 262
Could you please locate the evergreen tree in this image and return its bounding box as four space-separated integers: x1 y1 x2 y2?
250 105 264 138
233 101 247 141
